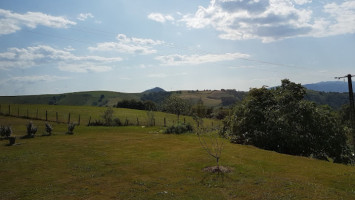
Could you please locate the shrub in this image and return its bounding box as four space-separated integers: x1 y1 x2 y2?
113 118 122 126
26 121 37 138
165 123 193 134
67 123 76 135
45 123 53 136
0 125 12 138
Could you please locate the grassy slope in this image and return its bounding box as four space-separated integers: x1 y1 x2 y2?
0 91 141 107
0 116 354 200
0 104 219 127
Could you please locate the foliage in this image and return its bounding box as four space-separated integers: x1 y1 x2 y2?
222 79 354 164
67 123 76 135
162 96 190 121
116 99 157 111
102 107 114 125
191 99 212 118
26 121 37 138
140 91 171 104
0 125 12 138
45 123 53 136
164 122 193 134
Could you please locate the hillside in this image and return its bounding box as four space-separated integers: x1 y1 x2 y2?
0 91 141 107
0 115 354 199
0 88 350 109
303 81 354 93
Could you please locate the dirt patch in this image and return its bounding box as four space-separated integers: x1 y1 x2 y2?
203 166 233 173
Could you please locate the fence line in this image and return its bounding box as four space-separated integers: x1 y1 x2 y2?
0 104 220 127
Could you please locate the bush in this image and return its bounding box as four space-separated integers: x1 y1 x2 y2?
25 121 37 138
165 123 193 134
45 123 53 136
67 123 76 135
0 125 12 138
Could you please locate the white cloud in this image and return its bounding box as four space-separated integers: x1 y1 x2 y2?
58 63 112 73
0 45 122 72
88 34 165 54
8 75 69 83
147 72 187 78
0 9 76 35
148 13 174 23
77 13 94 21
293 0 312 5
179 0 355 42
155 52 250 66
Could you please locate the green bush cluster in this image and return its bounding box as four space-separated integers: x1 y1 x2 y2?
164 123 193 134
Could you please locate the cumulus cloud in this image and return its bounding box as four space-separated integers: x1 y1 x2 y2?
179 0 355 42
0 45 122 72
88 34 165 54
77 13 94 21
148 13 174 23
155 52 250 66
0 9 76 35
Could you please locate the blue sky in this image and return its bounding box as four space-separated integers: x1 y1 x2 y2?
0 0 354 95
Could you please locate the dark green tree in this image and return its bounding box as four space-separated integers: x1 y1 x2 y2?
163 96 189 122
222 79 354 164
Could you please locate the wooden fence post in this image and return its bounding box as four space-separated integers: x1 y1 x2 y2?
27 109 29 118
56 112 58 123
36 108 38 119
184 117 186 124
164 117 166 127
68 113 71 124
88 116 91 125
46 110 48 121
78 115 81 125
17 107 20 117
8 105 10 115
136 117 139 126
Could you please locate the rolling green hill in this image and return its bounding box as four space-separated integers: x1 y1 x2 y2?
0 88 350 109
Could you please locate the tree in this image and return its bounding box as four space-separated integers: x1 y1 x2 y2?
102 107 114 125
222 79 354 164
163 96 189 122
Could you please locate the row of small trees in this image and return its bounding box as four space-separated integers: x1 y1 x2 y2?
0 121 76 146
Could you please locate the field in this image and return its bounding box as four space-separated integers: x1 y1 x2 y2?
0 115 354 200
0 104 219 127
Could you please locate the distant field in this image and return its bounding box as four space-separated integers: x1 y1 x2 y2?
0 116 354 200
0 104 219 127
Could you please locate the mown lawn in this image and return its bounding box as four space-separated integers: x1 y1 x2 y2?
0 116 354 200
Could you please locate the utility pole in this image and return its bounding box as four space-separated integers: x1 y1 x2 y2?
335 74 355 151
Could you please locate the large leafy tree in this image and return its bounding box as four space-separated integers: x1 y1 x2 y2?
223 79 354 164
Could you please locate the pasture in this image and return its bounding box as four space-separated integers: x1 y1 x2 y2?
0 115 354 200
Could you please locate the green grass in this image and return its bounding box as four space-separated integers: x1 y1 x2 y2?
0 116 354 200
0 104 219 127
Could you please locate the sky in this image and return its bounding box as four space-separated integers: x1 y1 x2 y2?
0 0 354 95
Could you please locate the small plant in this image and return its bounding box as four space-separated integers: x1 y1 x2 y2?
44 123 53 136
0 125 12 138
67 123 76 135
197 126 228 173
25 121 37 138
164 123 193 134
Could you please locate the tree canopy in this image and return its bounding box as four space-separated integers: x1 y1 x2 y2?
222 79 354 164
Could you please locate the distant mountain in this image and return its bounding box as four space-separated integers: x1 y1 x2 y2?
303 81 354 93
143 87 166 93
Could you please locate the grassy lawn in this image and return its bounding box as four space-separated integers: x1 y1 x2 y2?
0 116 354 200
